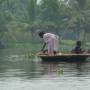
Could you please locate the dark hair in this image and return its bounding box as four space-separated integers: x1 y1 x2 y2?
38 31 45 38
76 41 81 46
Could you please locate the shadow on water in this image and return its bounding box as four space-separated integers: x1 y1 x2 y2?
41 61 90 78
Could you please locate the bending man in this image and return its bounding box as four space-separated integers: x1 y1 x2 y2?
38 31 59 56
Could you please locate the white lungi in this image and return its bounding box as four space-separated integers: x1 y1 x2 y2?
43 33 59 53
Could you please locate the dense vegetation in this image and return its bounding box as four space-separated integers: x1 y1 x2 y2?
0 0 90 49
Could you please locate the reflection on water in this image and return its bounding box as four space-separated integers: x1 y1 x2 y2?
0 49 90 90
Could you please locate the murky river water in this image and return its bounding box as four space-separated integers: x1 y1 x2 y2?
0 49 90 90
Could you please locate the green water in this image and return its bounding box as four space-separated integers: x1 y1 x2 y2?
0 48 90 90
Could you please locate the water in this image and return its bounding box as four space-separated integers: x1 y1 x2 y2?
0 49 90 90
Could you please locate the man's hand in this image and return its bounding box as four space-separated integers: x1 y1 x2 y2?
41 48 44 52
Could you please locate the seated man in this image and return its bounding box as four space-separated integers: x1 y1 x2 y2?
38 31 59 56
87 50 90 53
71 41 83 54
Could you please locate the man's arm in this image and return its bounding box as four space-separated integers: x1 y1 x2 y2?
41 43 46 51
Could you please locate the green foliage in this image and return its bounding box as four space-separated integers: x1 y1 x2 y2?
0 0 90 48
0 0 5 5
76 0 86 9
39 0 60 22
28 0 37 22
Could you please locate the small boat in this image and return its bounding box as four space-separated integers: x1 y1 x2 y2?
37 52 90 62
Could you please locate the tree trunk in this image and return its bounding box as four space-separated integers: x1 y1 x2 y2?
79 29 86 49
0 41 5 49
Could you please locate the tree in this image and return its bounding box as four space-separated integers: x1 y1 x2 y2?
26 0 37 37
66 0 90 48
39 0 60 22
28 0 37 22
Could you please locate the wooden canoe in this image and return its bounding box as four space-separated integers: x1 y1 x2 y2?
37 53 90 62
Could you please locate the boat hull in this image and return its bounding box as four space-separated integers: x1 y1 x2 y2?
37 54 90 62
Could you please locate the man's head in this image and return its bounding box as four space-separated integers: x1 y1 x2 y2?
38 31 45 38
76 41 81 46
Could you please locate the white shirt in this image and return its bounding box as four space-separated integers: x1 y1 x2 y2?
43 33 58 43
43 33 59 52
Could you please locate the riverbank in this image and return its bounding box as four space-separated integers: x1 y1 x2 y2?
0 40 89 55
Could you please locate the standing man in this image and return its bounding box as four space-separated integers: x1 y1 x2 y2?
38 31 59 56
